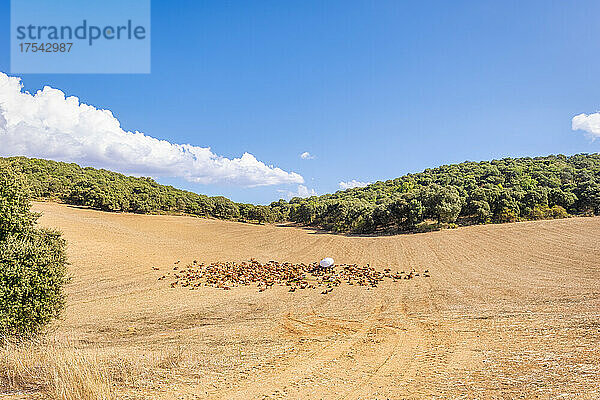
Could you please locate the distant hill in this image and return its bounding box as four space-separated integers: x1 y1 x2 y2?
3 154 600 234
1 156 273 223
284 153 600 233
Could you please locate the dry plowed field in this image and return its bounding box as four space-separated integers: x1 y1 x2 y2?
23 202 600 399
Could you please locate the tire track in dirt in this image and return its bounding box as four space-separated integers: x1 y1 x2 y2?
339 301 431 400
213 297 428 400
213 302 386 399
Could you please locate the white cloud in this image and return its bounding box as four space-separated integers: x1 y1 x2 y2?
572 112 600 139
0 72 304 187
339 180 371 190
300 151 315 160
278 184 317 199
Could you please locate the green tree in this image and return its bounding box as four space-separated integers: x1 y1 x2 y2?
0 163 69 337
0 166 36 241
388 195 424 230
468 200 491 223
211 197 241 219
548 188 577 210
248 205 273 224
424 185 464 223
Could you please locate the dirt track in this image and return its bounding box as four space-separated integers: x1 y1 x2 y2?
33 202 600 399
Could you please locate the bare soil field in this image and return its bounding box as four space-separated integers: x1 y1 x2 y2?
6 202 599 399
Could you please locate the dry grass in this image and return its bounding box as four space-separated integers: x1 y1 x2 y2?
0 339 195 399
0 337 211 399
0 339 115 400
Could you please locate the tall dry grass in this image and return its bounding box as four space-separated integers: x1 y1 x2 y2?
0 339 115 400
0 338 199 399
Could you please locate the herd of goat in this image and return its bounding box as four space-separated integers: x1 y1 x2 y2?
155 259 430 293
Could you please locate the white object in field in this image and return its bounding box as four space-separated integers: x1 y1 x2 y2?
320 257 334 268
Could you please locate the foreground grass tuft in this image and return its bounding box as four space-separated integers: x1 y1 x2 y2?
0 340 115 400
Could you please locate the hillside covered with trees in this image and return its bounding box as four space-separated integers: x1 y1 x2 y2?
287 153 600 233
3 157 278 224
4 154 600 234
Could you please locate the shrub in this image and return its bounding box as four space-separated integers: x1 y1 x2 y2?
529 204 569 220
529 204 549 220
549 205 569 219
0 163 68 337
497 207 519 223
0 230 68 336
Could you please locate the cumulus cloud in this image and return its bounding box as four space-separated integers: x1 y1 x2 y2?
572 112 600 139
278 184 317 199
339 180 371 190
300 151 315 160
0 72 304 187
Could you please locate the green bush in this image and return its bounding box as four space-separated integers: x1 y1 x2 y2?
529 204 569 220
497 207 519 223
549 205 569 219
0 163 68 337
0 229 68 336
529 204 549 220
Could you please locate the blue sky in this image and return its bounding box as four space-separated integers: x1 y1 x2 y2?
1 0 600 204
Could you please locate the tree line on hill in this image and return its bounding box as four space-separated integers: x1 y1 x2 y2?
4 156 274 223
3 154 600 234
286 153 600 233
